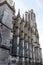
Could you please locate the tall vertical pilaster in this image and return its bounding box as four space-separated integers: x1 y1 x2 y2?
19 16 25 65
11 9 21 65
24 21 29 65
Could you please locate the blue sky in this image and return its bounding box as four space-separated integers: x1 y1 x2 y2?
13 0 43 57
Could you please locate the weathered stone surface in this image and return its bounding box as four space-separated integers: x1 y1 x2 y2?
0 48 9 64
0 3 13 46
0 0 42 65
0 0 13 6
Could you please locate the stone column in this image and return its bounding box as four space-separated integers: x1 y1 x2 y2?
19 19 25 65
39 48 42 65
24 34 28 57
35 46 40 65
12 25 20 56
19 31 24 57
24 22 29 65
25 12 28 22
15 25 20 58
11 13 21 65
24 34 29 65
28 24 33 65
22 58 25 65
36 46 42 65
32 44 35 65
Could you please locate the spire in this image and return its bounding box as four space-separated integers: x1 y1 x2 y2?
25 11 28 22
17 9 20 17
22 14 24 22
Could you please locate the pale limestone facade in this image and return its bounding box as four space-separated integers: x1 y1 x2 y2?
0 0 42 65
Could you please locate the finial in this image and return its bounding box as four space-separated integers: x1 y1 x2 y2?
17 9 20 17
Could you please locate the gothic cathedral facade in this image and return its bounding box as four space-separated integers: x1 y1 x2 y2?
0 0 42 65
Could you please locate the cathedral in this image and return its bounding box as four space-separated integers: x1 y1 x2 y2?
0 0 42 65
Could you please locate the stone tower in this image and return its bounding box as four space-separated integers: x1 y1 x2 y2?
0 0 15 45
0 0 15 65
